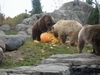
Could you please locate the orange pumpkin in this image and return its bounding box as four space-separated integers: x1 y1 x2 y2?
40 32 60 43
40 32 52 43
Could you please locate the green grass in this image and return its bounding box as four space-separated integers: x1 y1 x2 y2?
0 40 93 69
4 31 18 35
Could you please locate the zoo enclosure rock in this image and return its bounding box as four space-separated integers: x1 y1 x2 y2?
0 40 6 51
58 1 92 25
17 31 31 40
15 24 32 31
42 53 100 65
0 35 25 51
0 48 3 64
15 14 43 32
0 24 10 31
0 53 100 75
0 64 70 75
0 30 31 51
0 30 5 38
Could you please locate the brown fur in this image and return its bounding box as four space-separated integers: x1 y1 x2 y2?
78 25 100 55
51 20 82 46
32 14 55 41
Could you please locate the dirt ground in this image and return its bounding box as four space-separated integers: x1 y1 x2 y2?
4 50 25 61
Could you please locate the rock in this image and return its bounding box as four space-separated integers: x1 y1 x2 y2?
15 24 32 31
42 53 100 65
70 65 100 75
0 24 10 31
15 14 44 32
0 30 5 38
0 47 4 64
1 64 70 75
27 27 32 35
51 10 65 22
31 64 70 75
17 31 27 35
0 72 7 75
0 35 24 51
17 31 31 40
0 53 100 75
51 9 83 24
59 1 92 25
29 14 42 25
22 18 31 25
0 40 6 51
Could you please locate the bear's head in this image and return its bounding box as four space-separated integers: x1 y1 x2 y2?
51 25 58 37
40 14 55 32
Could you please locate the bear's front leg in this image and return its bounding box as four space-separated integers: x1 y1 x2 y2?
90 46 95 54
70 36 76 46
93 45 100 56
59 34 67 44
78 39 85 53
36 32 41 41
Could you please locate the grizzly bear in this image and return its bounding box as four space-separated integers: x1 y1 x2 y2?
32 14 55 41
51 20 82 46
78 25 100 55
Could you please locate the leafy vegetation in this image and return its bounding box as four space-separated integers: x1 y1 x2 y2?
30 0 42 15
13 13 30 26
0 40 92 69
87 6 99 24
0 13 30 30
86 0 99 24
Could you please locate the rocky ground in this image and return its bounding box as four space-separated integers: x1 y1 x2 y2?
0 53 100 75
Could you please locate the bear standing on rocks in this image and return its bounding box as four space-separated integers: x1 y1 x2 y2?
51 20 82 46
32 14 55 41
78 25 100 55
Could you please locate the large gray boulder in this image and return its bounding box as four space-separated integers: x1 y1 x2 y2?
0 35 24 51
15 24 32 31
22 18 31 25
17 31 31 40
27 27 32 35
51 10 82 24
42 53 100 65
0 40 6 51
15 14 44 32
58 1 93 25
29 14 41 25
22 14 42 25
0 48 3 64
0 24 10 31
51 10 66 22
0 30 5 38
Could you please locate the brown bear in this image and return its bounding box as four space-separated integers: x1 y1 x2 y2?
78 25 100 55
32 14 55 41
51 20 82 46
